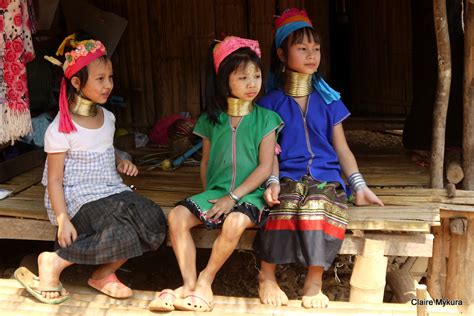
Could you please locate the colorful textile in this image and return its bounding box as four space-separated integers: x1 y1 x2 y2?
275 8 313 48
213 36 261 73
54 191 167 265
188 105 282 212
177 198 263 230
267 8 340 104
0 0 35 144
258 89 351 194
254 176 348 269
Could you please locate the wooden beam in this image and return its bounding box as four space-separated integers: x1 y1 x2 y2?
0 217 434 257
463 0 474 190
431 0 452 189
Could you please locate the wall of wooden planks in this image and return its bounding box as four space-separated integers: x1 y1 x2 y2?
90 0 411 130
90 0 329 131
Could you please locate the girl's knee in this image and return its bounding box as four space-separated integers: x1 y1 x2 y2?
168 206 198 231
222 212 251 238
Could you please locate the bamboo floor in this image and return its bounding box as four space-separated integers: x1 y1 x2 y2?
0 278 461 316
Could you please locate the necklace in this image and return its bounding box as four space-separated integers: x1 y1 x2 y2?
284 69 313 97
227 97 253 116
70 93 98 117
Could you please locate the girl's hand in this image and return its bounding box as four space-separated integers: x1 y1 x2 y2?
117 160 139 176
207 196 236 220
57 217 77 248
354 187 384 206
264 183 281 207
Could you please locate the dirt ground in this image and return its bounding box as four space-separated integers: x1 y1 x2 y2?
0 130 405 302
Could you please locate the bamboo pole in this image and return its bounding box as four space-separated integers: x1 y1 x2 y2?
430 0 452 189
416 284 428 316
463 0 474 190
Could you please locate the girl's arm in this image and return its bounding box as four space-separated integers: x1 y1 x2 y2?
47 152 78 247
264 154 281 206
333 124 384 206
200 138 211 190
115 151 138 176
207 131 276 219
333 123 359 177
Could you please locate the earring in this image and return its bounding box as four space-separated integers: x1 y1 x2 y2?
282 64 286 73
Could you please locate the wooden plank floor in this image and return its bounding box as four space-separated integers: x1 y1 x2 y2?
0 279 461 316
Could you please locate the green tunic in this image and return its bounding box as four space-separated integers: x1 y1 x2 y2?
191 105 283 212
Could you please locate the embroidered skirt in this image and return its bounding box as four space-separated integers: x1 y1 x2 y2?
254 176 348 270
55 191 167 265
177 198 264 230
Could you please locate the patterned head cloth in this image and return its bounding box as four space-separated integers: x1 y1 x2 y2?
213 36 261 73
46 34 107 133
267 8 340 104
274 8 313 48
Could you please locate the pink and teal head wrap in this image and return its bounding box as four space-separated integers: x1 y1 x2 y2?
213 36 261 73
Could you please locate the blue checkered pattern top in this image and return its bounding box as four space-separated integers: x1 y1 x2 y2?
42 107 130 225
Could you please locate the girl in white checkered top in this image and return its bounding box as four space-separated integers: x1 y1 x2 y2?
13 34 167 304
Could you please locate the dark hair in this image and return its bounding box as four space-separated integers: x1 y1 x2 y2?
204 44 262 124
270 27 320 88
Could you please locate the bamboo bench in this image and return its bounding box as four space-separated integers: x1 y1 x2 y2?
0 164 443 258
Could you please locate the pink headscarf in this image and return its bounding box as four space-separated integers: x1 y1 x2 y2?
213 36 261 73
55 35 107 133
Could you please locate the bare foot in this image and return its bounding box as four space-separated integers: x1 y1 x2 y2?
302 282 329 309
37 252 71 300
258 272 288 306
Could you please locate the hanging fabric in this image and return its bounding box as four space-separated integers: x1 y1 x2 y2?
0 0 35 144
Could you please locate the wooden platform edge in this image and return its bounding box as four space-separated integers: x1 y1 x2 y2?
0 217 434 257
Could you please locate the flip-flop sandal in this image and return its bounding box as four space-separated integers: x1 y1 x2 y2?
173 293 214 312
148 289 177 311
14 267 70 304
87 273 133 298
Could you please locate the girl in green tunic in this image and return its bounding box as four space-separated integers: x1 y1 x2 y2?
149 36 282 312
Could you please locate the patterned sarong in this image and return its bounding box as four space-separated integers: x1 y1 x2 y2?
254 176 348 270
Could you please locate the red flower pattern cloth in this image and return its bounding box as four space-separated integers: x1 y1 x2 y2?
0 0 35 144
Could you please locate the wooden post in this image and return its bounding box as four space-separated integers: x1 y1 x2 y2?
427 225 445 299
430 0 452 189
443 211 474 315
428 0 451 306
349 239 387 303
458 3 474 313
463 0 474 190
416 284 428 316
